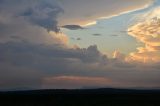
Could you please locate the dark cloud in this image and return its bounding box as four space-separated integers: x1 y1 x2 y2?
92 34 102 36
0 0 63 32
0 41 160 90
61 25 84 30
0 41 108 90
1 42 102 65
0 0 67 45
77 38 81 40
0 42 107 64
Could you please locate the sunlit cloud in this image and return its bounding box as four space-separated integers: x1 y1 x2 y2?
49 31 69 45
42 76 111 89
113 50 125 60
128 7 160 63
82 21 97 27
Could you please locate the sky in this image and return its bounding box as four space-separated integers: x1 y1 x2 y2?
0 0 160 90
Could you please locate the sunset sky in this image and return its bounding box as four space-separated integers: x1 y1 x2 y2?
0 0 160 90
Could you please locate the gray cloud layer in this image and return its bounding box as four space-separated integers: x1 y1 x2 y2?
1 41 160 90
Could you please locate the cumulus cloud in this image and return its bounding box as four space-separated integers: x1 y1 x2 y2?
0 0 66 45
128 7 160 63
0 0 63 32
0 0 72 50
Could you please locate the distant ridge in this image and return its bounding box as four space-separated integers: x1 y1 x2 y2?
0 88 160 106
1 88 160 95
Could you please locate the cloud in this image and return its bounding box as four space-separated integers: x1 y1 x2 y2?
61 25 84 30
58 0 153 26
0 0 68 45
42 76 111 89
77 38 81 40
113 50 125 60
92 34 102 36
128 7 160 63
0 41 160 90
0 41 108 90
0 0 160 90
0 0 63 32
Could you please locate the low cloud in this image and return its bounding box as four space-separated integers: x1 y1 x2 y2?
42 76 111 89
